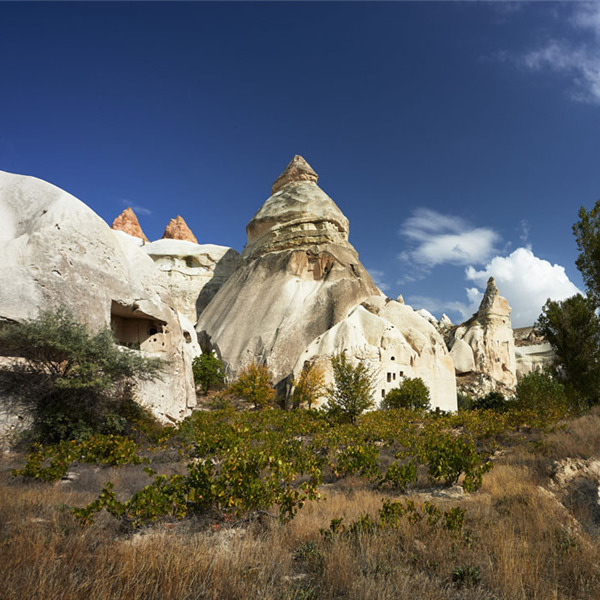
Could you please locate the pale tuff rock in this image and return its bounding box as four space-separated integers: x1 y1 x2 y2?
271 154 319 195
162 215 198 244
197 156 457 411
111 207 149 242
513 326 556 379
416 308 438 327
143 239 241 323
0 170 196 422
449 277 517 391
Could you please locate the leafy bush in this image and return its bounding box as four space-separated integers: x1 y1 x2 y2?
292 362 326 409
0 308 164 443
382 377 430 410
192 352 225 395
227 362 276 408
515 370 567 412
471 391 507 412
326 353 375 423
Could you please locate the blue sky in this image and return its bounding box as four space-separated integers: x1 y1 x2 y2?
1 1 599 327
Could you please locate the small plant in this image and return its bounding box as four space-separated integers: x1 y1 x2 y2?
334 443 380 480
192 352 225 395
381 460 417 490
382 377 430 410
228 362 276 409
451 565 481 588
471 391 507 412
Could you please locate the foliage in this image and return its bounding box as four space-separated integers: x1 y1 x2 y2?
326 353 375 423
227 362 276 408
334 443 380 480
536 294 600 407
573 200 600 306
381 460 417 490
292 363 326 409
515 370 568 413
192 352 225 395
382 377 431 410
471 391 507 412
0 308 164 443
457 392 475 411
13 434 142 482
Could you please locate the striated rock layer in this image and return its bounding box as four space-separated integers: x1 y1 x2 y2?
0 170 197 422
197 156 457 411
111 207 149 242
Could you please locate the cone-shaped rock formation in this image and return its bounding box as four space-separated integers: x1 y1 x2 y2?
197 156 457 411
162 215 198 244
111 207 149 242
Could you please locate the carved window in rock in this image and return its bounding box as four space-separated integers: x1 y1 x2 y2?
110 301 167 352
387 372 392 383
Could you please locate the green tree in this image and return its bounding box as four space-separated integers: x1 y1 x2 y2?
382 377 430 410
536 294 600 406
291 362 326 409
471 391 507 412
192 352 225 395
326 353 375 423
514 370 567 412
573 200 600 306
0 308 164 443
227 362 276 409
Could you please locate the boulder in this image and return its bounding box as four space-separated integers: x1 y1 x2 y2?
0 170 197 422
143 239 241 323
111 207 149 242
197 156 457 411
450 277 517 390
162 215 198 244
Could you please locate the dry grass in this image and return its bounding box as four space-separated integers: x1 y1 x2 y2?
4 412 600 599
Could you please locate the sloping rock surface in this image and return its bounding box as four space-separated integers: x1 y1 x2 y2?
0 170 196 421
162 215 198 243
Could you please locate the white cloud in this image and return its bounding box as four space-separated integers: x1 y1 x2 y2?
399 208 501 268
465 247 581 327
519 4 600 104
121 199 152 216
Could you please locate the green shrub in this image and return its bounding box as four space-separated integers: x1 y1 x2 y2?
515 370 567 412
471 391 507 412
0 308 164 443
326 353 375 423
192 352 225 395
382 377 431 410
227 362 276 408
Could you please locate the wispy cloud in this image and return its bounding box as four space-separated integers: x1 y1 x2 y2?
518 3 600 104
368 268 390 292
121 199 152 216
398 208 501 282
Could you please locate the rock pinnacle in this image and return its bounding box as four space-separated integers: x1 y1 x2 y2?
111 207 149 242
271 155 319 195
162 215 198 244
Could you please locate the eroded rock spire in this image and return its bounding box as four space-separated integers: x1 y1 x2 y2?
111 207 149 242
271 155 319 195
162 215 198 244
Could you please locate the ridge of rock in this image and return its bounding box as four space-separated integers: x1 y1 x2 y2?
271 155 318 195
477 277 510 319
111 207 149 242
162 216 198 244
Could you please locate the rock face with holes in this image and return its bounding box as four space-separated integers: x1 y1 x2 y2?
448 277 517 392
142 240 241 323
197 156 457 411
111 207 149 242
0 169 197 422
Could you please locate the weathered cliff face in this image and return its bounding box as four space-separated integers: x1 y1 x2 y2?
0 170 197 422
449 277 517 392
513 326 556 379
197 156 457 411
143 240 241 323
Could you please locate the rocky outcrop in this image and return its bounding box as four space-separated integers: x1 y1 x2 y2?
111 207 149 242
162 215 198 244
449 277 517 392
197 156 457 411
0 170 197 422
513 326 556 378
143 240 241 322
